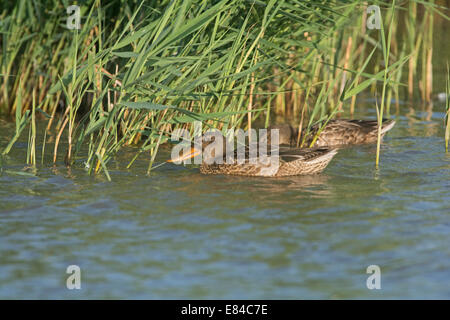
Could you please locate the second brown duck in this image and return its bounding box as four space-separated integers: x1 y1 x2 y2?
267 119 396 147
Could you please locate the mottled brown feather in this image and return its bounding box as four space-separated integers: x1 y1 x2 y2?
200 147 337 177
266 119 395 147
303 119 396 147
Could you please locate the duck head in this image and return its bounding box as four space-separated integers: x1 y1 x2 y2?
168 130 226 164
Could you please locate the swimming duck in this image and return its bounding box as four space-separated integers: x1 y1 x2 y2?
168 132 337 177
268 119 396 147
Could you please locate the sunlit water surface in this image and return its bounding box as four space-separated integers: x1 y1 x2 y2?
0 104 449 299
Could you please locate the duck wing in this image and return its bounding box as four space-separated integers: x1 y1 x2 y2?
279 147 337 163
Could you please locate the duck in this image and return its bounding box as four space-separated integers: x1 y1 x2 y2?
267 119 396 147
168 131 338 177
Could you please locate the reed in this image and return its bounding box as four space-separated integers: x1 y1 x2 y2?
1 82 30 156
26 90 37 166
0 0 447 177
445 63 450 153
375 0 395 169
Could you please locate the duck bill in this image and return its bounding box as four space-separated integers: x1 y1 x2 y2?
167 147 201 163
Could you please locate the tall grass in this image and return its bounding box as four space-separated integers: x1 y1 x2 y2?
375 0 395 169
0 0 448 177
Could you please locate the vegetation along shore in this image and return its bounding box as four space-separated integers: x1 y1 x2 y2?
0 0 448 179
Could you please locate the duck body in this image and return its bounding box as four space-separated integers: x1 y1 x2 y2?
305 119 396 147
268 119 396 147
199 147 338 177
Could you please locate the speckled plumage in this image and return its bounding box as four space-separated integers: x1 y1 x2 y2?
267 119 396 147
304 119 396 147
199 147 338 177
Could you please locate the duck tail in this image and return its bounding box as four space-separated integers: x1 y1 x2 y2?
305 147 338 164
381 119 396 135
300 147 338 174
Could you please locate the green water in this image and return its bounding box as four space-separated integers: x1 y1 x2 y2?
0 102 449 299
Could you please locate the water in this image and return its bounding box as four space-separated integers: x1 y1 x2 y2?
0 103 449 299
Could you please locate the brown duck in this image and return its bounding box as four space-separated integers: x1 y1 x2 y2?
268 119 396 147
168 132 338 177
